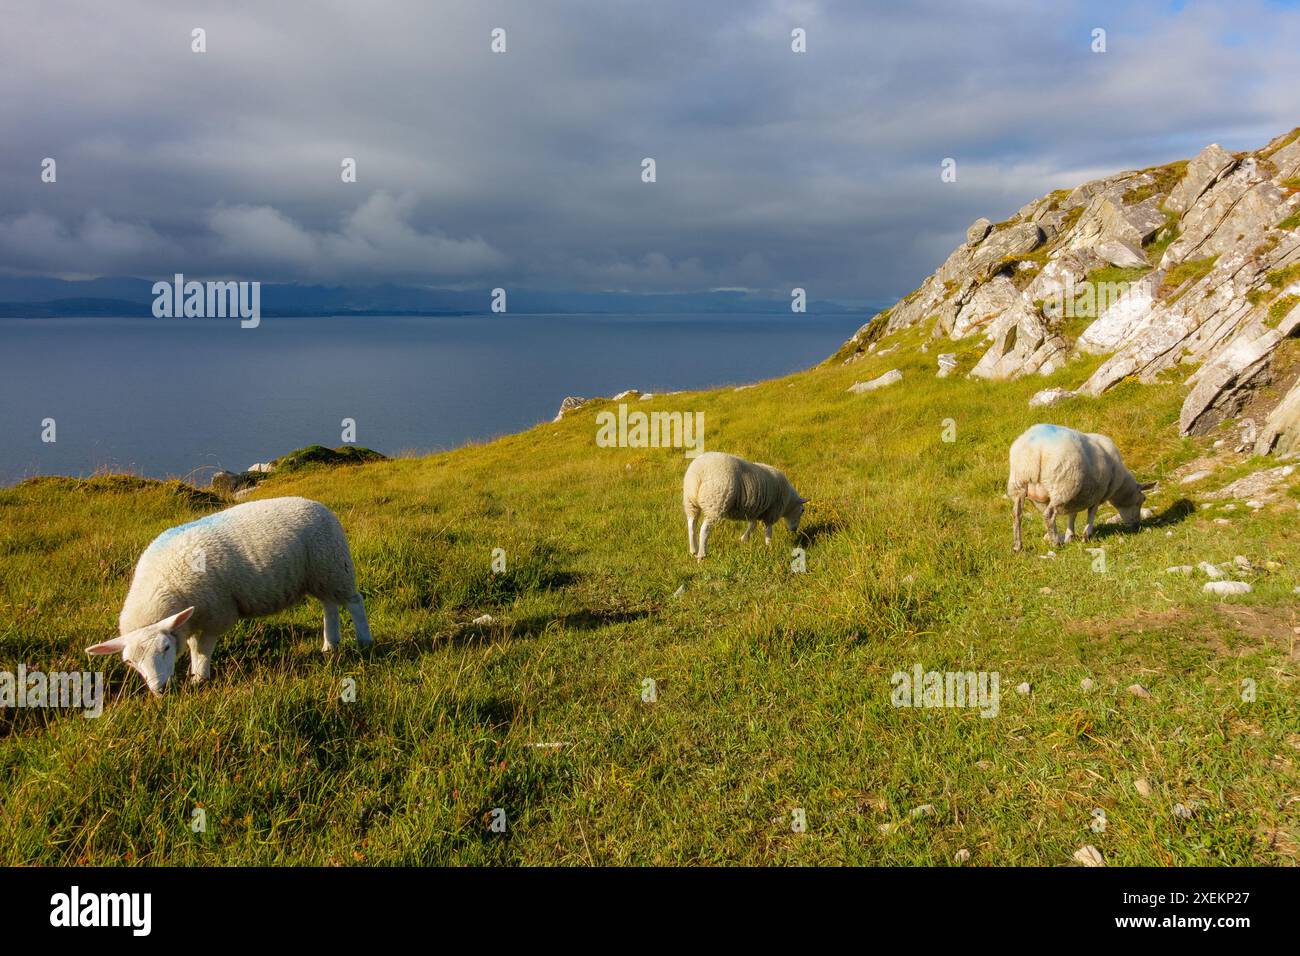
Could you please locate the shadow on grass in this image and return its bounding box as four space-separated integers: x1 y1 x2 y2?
1085 496 1196 541
796 517 845 547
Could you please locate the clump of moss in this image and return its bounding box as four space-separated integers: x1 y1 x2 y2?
272 444 388 473
1124 160 1189 205
1158 256 1218 300
1267 294 1300 328
1244 264 1300 318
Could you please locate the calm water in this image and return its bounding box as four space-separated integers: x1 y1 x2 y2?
0 313 862 486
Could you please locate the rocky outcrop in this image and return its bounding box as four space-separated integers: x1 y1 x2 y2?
1256 378 1300 457
970 300 1068 380
553 396 591 421
832 127 1300 454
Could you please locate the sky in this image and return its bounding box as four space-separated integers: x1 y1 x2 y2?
1 0 1297 302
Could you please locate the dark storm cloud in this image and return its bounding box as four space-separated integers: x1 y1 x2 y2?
1 0 1297 299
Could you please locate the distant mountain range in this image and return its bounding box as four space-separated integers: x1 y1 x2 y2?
0 277 874 317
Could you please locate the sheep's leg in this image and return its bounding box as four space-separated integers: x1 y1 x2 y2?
1042 504 1061 547
697 517 714 561
188 631 218 683
346 595 372 648
322 602 341 652
763 521 774 546
686 508 699 556
1083 505 1098 541
1012 495 1025 552
741 520 755 542
1064 512 1078 544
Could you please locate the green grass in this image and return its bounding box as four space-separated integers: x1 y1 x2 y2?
1159 256 1219 301
2 338 1298 866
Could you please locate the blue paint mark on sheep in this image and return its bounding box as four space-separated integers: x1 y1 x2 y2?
1026 424 1072 442
146 511 230 552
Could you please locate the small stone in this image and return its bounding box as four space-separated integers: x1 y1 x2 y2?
878 822 898 834
471 613 494 625
1198 562 1224 579
639 393 655 401
1040 551 1057 559
1223 503 1237 512
974 760 994 771
848 369 903 394
1166 565 1194 575
1181 470 1212 485
954 848 971 863
910 803 935 819
1015 682 1031 696
1080 677 1094 692
1213 518 1231 525
1073 845 1106 867
1246 500 1264 509
1029 386 1076 408
1127 683 1152 699
672 584 686 597
1173 803 1194 819
1039 586 1053 594
1134 778 1153 798
1204 580 1252 596
1233 555 1253 570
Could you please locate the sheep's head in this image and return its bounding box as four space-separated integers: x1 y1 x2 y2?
1115 481 1157 528
86 606 194 696
784 495 809 532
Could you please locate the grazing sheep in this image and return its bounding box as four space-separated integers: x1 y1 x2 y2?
87 496 370 694
683 452 807 560
1008 424 1154 552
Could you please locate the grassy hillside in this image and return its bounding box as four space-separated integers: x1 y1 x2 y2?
2 328 1298 865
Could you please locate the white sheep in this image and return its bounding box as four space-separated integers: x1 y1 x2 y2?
683 451 807 560
1008 423 1154 551
87 496 370 694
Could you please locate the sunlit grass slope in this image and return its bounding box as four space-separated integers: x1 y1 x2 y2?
2 327 1297 865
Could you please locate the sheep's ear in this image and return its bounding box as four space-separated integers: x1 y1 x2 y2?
86 635 131 656
158 606 196 630
1138 481 1157 492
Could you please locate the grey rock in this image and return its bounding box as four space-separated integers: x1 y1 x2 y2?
1165 143 1237 215
210 469 263 495
1029 386 1076 408
970 222 1045 281
1073 845 1106 867
966 217 993 245
553 396 590 421
970 301 1068 381
1203 580 1252 596
848 369 903 393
